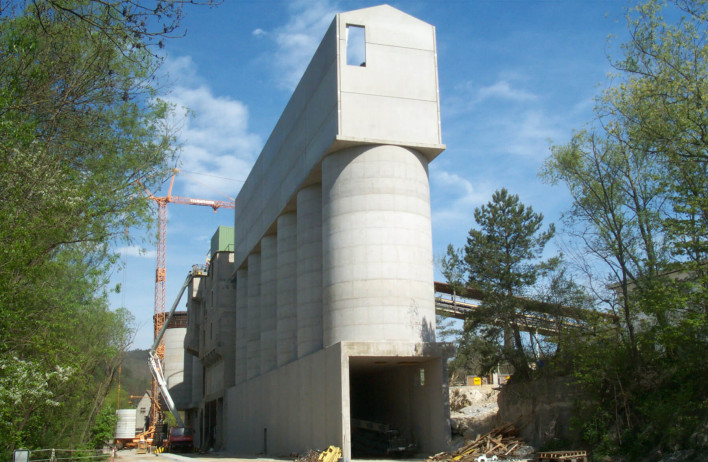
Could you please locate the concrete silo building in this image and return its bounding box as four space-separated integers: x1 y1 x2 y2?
178 5 450 458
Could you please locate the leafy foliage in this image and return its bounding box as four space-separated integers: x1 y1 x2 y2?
542 0 708 457
0 0 216 456
441 189 565 381
90 405 118 450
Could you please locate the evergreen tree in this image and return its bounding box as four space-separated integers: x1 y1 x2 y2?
462 189 557 379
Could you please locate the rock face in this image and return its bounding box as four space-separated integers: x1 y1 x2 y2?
449 386 500 442
495 377 582 448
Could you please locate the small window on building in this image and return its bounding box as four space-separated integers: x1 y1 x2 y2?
346 24 366 67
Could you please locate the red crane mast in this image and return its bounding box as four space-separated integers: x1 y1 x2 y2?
141 169 234 433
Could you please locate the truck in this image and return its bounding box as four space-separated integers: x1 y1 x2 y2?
167 426 194 452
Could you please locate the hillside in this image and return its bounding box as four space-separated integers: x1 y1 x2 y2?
107 349 152 409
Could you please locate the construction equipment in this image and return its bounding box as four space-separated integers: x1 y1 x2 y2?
120 274 194 450
138 169 234 435
147 274 192 428
351 418 416 457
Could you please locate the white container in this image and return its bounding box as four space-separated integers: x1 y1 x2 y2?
115 409 136 439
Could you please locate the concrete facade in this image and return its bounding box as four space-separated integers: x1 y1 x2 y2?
178 5 450 459
183 243 236 449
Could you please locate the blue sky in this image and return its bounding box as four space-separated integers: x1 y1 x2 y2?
110 0 638 349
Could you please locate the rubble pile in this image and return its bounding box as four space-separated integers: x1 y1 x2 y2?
450 388 472 411
430 424 530 461
450 385 501 439
294 446 341 462
294 449 321 462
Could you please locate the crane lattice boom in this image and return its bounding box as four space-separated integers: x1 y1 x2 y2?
139 169 235 433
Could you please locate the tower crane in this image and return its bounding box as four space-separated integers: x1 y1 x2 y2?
139 168 234 439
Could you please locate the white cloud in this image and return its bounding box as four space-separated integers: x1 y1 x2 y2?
502 109 563 157
161 57 262 199
430 165 494 228
252 28 266 38
117 246 156 259
160 55 203 88
268 0 340 90
477 80 537 102
451 78 537 109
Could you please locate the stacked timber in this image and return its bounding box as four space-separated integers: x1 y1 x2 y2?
429 424 526 461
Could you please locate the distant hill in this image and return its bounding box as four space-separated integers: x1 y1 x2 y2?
108 349 152 409
121 349 152 397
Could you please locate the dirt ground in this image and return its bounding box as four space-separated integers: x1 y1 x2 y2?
113 448 426 462
114 388 499 462
114 448 286 462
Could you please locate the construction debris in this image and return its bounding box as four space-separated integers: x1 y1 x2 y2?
294 449 321 462
294 446 342 462
429 424 526 461
536 450 587 462
318 446 342 462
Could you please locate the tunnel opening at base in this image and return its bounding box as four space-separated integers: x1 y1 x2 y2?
349 356 438 458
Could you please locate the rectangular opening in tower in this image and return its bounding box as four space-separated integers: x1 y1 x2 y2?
346 24 366 66
349 356 438 458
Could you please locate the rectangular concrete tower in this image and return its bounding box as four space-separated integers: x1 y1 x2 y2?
190 5 450 459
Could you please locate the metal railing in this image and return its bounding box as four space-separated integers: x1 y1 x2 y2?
11 449 111 462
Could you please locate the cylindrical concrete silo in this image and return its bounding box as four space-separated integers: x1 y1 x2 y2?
246 253 261 379
297 184 323 357
322 144 436 346
260 235 277 373
276 212 298 366
164 323 187 408
235 268 248 384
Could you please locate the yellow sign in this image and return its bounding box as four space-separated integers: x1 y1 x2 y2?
473 377 482 386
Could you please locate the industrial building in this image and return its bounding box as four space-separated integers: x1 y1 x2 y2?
170 5 451 458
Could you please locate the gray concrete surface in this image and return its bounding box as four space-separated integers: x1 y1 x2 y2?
115 448 428 462
177 5 451 460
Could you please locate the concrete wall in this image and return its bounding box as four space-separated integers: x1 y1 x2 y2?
322 144 435 346
225 343 342 457
164 327 189 409
337 6 442 146
182 4 450 457
224 342 449 459
233 4 444 272
232 19 338 270
181 251 237 442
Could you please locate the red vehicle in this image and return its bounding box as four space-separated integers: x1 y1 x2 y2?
167 426 194 452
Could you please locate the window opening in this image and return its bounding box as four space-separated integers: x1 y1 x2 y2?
346 24 366 66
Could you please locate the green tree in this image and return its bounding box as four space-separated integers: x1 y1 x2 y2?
441 244 466 302
90 404 118 449
542 0 708 456
542 130 667 357
0 0 217 455
462 189 557 379
447 331 502 383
